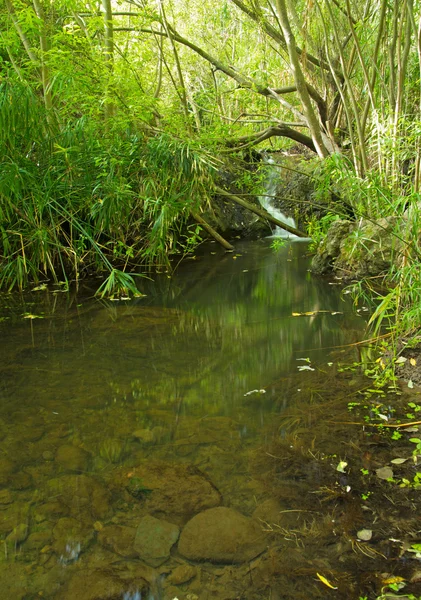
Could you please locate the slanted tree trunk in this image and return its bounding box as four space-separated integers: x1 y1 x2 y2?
274 0 329 158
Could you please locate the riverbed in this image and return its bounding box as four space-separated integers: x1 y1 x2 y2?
1 239 420 600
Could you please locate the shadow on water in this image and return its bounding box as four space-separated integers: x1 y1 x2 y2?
0 240 415 600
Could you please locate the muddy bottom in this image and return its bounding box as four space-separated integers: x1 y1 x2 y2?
0 240 421 600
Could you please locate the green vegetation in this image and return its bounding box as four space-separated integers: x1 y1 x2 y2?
0 0 421 343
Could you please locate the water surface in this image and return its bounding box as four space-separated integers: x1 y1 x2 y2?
0 240 373 599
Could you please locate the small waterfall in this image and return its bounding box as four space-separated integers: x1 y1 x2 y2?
259 157 298 238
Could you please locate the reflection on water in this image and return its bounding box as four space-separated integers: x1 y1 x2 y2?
0 241 370 599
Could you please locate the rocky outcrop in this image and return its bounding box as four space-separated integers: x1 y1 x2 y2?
311 217 403 278
178 506 267 563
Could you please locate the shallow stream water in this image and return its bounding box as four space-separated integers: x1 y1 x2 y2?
1 240 410 600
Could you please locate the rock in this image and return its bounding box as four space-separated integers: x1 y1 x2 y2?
52 516 94 559
60 569 149 600
310 219 353 275
25 530 52 550
119 461 221 522
311 216 403 279
178 507 267 563
133 429 155 443
56 444 90 472
167 564 197 585
0 456 15 485
9 471 32 490
134 515 180 566
252 498 302 529
98 524 137 558
0 418 7 440
46 474 112 520
34 500 67 523
0 489 13 505
6 523 28 545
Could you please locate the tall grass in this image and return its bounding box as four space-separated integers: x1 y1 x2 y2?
0 82 215 295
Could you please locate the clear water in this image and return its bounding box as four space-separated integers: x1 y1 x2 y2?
0 240 379 599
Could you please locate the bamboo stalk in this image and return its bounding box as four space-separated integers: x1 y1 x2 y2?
190 212 234 250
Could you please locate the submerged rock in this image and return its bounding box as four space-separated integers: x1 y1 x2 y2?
0 456 15 486
56 444 91 472
178 506 267 563
167 564 197 585
60 568 149 600
46 474 112 520
52 516 94 558
134 515 180 566
118 461 221 523
98 524 137 558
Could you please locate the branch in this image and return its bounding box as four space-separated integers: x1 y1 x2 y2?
224 125 316 152
214 186 309 238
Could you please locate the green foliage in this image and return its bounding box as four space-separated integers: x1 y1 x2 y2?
0 82 214 294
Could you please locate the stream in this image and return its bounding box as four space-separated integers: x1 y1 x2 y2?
0 239 418 600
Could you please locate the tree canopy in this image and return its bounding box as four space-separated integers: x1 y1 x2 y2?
1 0 420 293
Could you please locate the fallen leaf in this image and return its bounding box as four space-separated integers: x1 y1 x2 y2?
336 461 348 473
410 358 417 366
390 458 408 465
408 380 414 389
297 365 315 371
316 573 338 590
357 529 372 541
382 576 406 585
395 356 407 364
376 466 394 480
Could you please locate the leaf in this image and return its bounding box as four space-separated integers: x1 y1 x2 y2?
357 529 372 541
316 573 338 590
395 356 407 364
410 358 417 366
376 466 394 480
297 365 315 371
408 380 414 389
390 458 408 465
32 284 47 291
381 576 406 585
336 461 348 473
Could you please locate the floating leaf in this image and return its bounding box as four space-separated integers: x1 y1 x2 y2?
382 576 406 585
32 284 48 291
357 529 372 541
297 365 315 371
408 380 414 389
336 461 348 473
316 573 338 589
376 466 394 480
390 458 408 465
410 358 417 366
405 427 420 433
22 313 44 319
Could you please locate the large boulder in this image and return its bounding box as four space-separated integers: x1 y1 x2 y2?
178 506 267 563
311 217 403 278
